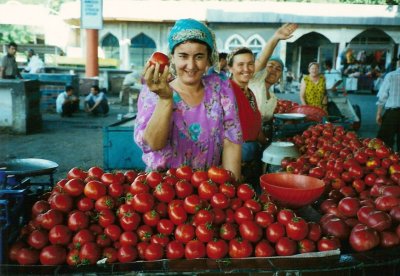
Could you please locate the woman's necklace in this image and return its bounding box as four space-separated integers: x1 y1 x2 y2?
243 88 257 111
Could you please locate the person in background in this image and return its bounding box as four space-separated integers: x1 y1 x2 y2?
134 18 242 180
0 42 22 79
85 85 109 116
324 59 342 96
249 23 298 145
300 62 328 112
56 85 80 117
24 49 45 74
376 60 400 152
207 52 229 78
120 64 141 106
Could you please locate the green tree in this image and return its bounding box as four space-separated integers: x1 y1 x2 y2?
0 25 35 44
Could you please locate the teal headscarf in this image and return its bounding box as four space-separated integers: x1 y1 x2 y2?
168 18 219 70
269 56 285 69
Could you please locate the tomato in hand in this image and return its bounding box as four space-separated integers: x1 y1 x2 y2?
149 51 170 73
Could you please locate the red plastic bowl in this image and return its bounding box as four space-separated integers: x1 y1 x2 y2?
260 173 325 208
289 105 327 122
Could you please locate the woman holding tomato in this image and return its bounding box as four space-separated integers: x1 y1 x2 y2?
134 18 243 180
227 23 297 186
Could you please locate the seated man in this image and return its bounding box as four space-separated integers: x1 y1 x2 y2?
85 85 109 116
56 85 79 117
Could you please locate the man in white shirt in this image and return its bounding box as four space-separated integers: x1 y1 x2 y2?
85 85 109 116
56 86 79 117
24 49 45 74
324 60 342 96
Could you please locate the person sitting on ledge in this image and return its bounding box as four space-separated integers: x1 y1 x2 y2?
85 85 109 116
56 85 79 117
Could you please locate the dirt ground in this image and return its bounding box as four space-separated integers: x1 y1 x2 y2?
0 96 131 184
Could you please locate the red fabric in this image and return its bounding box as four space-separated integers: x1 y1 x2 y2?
230 80 262 142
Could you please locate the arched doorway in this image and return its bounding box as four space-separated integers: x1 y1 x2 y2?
130 33 156 68
101 33 120 60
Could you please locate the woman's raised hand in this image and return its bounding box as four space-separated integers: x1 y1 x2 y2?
143 62 173 99
274 23 298 40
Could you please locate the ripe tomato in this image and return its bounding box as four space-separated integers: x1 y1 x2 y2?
255 211 274 228
66 248 80 266
68 211 89 232
17 247 40 265
117 245 138 263
104 224 122 241
254 239 275 257
157 219 175 235
338 197 360 218
98 209 116 228
243 199 262 213
275 237 297 256
132 192 155 213
236 184 255 201
183 194 204 214
168 205 188 225
27 230 49 250
321 217 350 240
366 210 392 231
39 209 64 230
149 51 170 73
108 183 124 198
130 179 150 195
277 209 296 226
136 241 149 260
67 167 88 181
153 182 176 203
228 238 253 258
40 245 67 265
96 234 112 248
263 202 278 215
317 236 341 251
210 193 230 209
119 211 141 231
298 239 316 254
219 182 236 198
176 165 193 181
142 210 160 227
379 231 400 248
234 206 253 224
195 223 215 243
49 193 73 213
198 180 218 200
63 179 85 197
88 166 104 179
266 222 286 243
102 247 118 263
166 240 185 259
31 200 50 218
72 229 95 248
136 224 153 242
175 224 195 243
174 180 194 199
123 170 137 183
375 195 400 212
84 180 107 200
9 241 27 262
144 243 164 260
213 208 226 225
49 225 72 245
239 220 262 243
191 170 208 188
150 233 169 247
146 171 163 188
77 197 94 212
349 225 379 252
79 242 101 264
185 240 206 259
206 239 229 259
119 231 138 247
307 222 322 242
208 166 231 184
219 222 237 241
286 217 309 241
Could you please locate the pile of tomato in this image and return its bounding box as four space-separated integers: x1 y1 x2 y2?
8 164 341 266
286 123 400 252
274 100 299 114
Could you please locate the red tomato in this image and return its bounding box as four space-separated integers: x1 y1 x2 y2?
191 170 209 188
102 247 118 263
175 224 196 243
321 217 350 240
168 205 188 225
375 195 400 212
31 200 51 218
144 243 164 260
243 199 262 213
27 230 49 250
119 211 141 231
49 193 73 213
317 236 341 251
298 239 316 254
206 239 229 259
219 223 237 241
176 165 193 181
68 210 89 232
84 180 107 200
366 210 392 231
266 222 286 243
149 51 170 73
254 239 275 257
275 237 297 256
166 240 185 260
183 194 204 214
72 229 95 248
146 171 163 188
77 197 94 212
286 217 309 241
136 241 149 260
307 222 322 242
142 210 160 227
96 234 112 248
338 197 360 218
255 211 274 228
130 179 150 195
104 224 122 241
17 248 40 265
48 225 72 245
154 182 176 203
98 209 116 228
108 183 124 198
39 209 64 230
236 184 255 201
157 219 175 235
67 167 88 181
234 206 253 224
263 202 278 215
175 180 194 199
219 182 236 198
357 206 376 224
150 233 169 247
228 238 253 258
66 248 80 266
40 245 67 265
208 166 231 184
117 245 138 263
379 231 400 248
117 203 135 218
185 240 206 259
198 180 218 200
8 241 27 262
277 209 296 225
195 223 215 243
88 166 104 179
136 224 153 242
64 178 85 197
349 225 379 252
119 231 138 247
132 192 155 213
239 220 262 243
213 208 226 225
210 193 230 209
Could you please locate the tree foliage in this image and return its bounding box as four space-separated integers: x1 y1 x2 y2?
0 25 34 44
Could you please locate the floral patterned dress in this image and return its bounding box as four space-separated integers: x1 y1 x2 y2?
304 75 326 109
134 73 243 171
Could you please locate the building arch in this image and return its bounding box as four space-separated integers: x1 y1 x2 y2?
101 33 120 60
246 34 265 56
225 34 245 52
130 33 156 67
